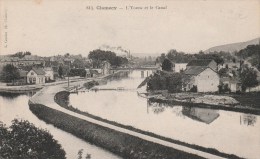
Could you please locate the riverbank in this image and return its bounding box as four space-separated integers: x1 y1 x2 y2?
139 91 260 115
0 78 86 94
28 77 236 159
29 103 204 159
55 90 241 159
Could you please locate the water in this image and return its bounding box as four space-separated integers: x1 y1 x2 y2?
70 70 260 159
0 93 120 159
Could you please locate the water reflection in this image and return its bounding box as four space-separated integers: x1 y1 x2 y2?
70 70 260 159
240 114 257 126
182 107 219 124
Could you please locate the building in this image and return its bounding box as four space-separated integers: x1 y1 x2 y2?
101 61 111 75
173 63 188 72
27 68 45 84
18 55 45 66
44 67 54 81
220 77 242 93
183 66 220 92
186 59 217 71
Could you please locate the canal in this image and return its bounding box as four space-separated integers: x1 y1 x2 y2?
0 93 120 159
69 70 260 159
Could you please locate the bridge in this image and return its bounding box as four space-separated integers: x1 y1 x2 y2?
110 65 159 70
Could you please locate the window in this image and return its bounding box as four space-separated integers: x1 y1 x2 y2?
208 76 209 78
31 72 34 75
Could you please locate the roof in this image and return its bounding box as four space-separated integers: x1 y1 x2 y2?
30 68 45 75
19 70 28 77
184 66 208 75
90 70 99 74
187 59 214 67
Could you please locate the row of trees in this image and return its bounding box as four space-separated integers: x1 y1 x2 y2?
156 49 227 65
88 49 128 68
10 51 32 58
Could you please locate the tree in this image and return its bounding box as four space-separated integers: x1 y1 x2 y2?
72 59 85 68
162 59 172 71
58 65 63 78
0 119 66 159
240 67 258 92
218 68 229 77
88 49 128 67
1 64 20 83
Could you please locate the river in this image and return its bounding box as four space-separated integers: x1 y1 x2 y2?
0 93 120 159
69 70 260 159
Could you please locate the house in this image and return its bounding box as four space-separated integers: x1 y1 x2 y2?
27 68 45 84
101 61 111 75
90 69 99 77
220 77 242 93
44 67 54 82
186 59 217 71
173 63 188 72
18 55 45 66
183 66 220 92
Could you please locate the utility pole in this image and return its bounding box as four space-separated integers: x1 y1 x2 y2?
68 62 70 88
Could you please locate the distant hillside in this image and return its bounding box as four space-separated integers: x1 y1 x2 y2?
205 37 260 53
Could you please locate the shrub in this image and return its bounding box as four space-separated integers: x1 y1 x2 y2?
0 119 66 159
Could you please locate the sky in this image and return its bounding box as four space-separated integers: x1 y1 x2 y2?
0 0 259 57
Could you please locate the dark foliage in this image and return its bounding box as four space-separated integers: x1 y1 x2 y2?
88 49 128 67
162 59 173 71
10 51 31 58
147 71 182 93
83 81 99 89
0 64 20 83
69 68 86 77
0 119 66 159
240 66 258 91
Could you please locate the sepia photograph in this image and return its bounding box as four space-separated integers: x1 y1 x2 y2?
0 0 260 158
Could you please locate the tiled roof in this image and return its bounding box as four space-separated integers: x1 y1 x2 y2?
187 59 214 66
31 68 45 75
184 66 208 75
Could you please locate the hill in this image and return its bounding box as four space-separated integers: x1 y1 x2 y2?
204 37 260 53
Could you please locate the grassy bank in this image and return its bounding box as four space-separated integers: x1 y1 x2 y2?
54 91 241 159
149 96 260 115
230 92 260 109
29 103 204 159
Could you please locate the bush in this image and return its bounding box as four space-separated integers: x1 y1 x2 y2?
83 80 99 89
0 119 66 159
147 71 182 93
190 85 198 92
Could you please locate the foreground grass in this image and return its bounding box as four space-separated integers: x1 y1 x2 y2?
54 91 241 159
29 103 205 159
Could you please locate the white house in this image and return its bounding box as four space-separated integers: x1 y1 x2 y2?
44 67 54 81
173 63 188 72
27 68 45 84
183 66 220 92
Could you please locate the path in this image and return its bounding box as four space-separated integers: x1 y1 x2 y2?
30 81 226 159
